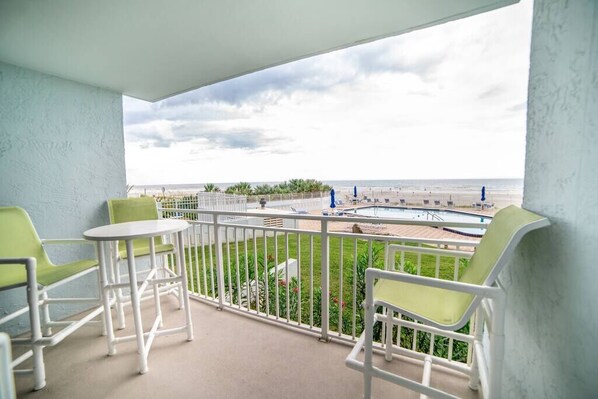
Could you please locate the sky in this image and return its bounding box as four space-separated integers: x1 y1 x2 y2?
123 0 533 185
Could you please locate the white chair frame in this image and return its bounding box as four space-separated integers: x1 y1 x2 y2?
346 268 506 399
346 213 550 398
0 332 16 399
0 240 104 391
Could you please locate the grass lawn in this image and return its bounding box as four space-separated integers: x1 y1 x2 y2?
178 229 473 361
183 229 468 307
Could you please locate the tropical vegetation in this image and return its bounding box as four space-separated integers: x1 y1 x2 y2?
222 179 332 196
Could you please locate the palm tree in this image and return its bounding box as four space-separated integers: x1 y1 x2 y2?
225 182 253 196
254 184 274 195
203 183 220 192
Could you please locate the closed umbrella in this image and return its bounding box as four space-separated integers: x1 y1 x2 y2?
330 189 336 209
481 186 486 209
353 186 357 199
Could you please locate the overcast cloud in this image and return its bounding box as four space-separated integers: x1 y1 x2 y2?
124 0 533 185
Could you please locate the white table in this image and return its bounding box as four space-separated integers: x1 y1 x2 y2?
84 219 194 373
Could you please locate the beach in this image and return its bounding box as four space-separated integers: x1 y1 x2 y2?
131 178 523 210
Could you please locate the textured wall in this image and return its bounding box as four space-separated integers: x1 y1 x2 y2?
499 1 597 397
0 61 126 335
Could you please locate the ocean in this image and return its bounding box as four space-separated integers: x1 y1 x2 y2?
323 178 522 194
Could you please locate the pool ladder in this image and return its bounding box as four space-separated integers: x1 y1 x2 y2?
424 211 444 222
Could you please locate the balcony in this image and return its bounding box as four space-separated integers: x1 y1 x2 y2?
15 298 480 399
13 207 487 398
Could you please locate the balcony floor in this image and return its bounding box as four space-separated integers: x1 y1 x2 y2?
16 296 480 398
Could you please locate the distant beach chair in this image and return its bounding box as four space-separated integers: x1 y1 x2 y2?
321 210 330 216
483 203 494 210
384 198 390 204
474 202 482 209
447 200 454 207
374 198 380 203
423 199 430 206
291 207 308 214
399 199 406 206
366 198 372 203
434 200 441 206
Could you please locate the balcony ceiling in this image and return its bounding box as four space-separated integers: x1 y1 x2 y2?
0 0 517 102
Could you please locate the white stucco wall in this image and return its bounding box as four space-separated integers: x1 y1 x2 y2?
499 1 597 397
0 61 126 335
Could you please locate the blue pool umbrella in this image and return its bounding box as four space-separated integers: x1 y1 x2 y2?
481 186 486 202
353 186 357 198
330 189 336 209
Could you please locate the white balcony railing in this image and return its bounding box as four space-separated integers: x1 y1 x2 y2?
157 208 483 372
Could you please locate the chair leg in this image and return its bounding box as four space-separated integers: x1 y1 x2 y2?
469 307 484 390
488 293 506 399
40 291 52 337
385 308 394 361
363 301 375 398
364 316 374 399
25 261 46 390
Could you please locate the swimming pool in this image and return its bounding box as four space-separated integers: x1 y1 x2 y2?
350 206 491 237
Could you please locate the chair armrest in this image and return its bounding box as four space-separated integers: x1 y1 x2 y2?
388 244 474 260
41 238 94 246
365 268 500 298
0 258 38 290
0 257 36 266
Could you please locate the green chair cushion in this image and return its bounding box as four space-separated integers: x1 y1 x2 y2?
36 259 98 286
374 279 473 327
118 243 174 259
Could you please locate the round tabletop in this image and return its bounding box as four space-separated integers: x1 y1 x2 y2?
84 219 189 241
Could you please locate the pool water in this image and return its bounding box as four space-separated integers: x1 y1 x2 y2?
351 206 491 237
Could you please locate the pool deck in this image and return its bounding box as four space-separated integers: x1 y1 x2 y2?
300 207 482 243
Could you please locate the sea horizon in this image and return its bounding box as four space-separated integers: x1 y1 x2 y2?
132 177 523 194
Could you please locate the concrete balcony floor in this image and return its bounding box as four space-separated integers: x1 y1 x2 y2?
16 296 480 398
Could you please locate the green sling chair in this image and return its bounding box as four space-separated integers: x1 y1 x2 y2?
107 197 175 258
346 205 550 399
106 197 179 329
0 206 103 391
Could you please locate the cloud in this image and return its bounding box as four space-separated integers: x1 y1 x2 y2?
477 86 505 100
160 59 357 109
347 37 445 80
507 101 527 112
126 119 288 154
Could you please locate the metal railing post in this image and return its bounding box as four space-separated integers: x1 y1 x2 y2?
213 213 225 310
320 219 329 342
